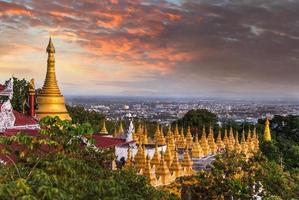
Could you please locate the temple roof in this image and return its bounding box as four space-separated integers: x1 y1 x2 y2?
0 84 5 92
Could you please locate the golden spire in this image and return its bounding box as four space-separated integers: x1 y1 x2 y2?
253 127 260 152
134 144 146 170
119 121 124 133
166 126 172 142
241 129 248 156
208 125 217 154
182 147 194 176
169 149 183 178
223 128 229 148
164 143 172 167
192 134 203 158
216 129 225 150
176 127 186 149
234 131 241 153
173 123 180 140
229 127 235 144
143 155 157 186
99 120 109 135
264 118 271 142
186 126 193 147
156 153 174 185
151 144 160 167
123 147 133 170
246 128 254 153
143 125 148 144
36 37 71 120
200 126 210 156
227 127 235 152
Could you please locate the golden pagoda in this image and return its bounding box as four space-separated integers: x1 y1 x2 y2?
118 121 124 133
200 126 210 156
176 127 186 149
264 118 272 142
241 129 248 156
36 38 71 120
156 153 175 185
227 128 235 152
185 126 193 147
207 126 217 154
142 125 149 144
164 143 173 167
168 132 176 155
99 120 109 135
143 156 158 186
134 145 146 170
234 131 242 153
192 134 203 158
173 124 180 140
253 127 260 152
229 127 235 145
182 147 194 176
169 149 183 178
155 124 166 145
223 128 229 148
216 129 225 150
123 147 133 170
151 144 160 167
246 128 254 153
166 126 173 142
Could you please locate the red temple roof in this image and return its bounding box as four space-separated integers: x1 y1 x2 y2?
0 84 5 92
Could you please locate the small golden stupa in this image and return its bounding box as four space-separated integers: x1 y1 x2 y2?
36 38 71 120
264 118 272 142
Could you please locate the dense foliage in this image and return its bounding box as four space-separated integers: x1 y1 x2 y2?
175 109 217 129
0 117 174 200
0 77 29 113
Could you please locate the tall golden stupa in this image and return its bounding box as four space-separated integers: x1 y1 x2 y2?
36 38 71 120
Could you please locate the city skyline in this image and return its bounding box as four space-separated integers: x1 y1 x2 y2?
0 0 299 99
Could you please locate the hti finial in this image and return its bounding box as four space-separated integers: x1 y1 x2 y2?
47 37 55 53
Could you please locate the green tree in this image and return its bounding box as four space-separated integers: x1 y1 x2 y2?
0 117 175 200
0 77 29 113
175 109 217 130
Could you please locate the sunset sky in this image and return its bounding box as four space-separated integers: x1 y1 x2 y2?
0 0 298 99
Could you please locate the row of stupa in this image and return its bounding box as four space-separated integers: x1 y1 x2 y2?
115 119 271 186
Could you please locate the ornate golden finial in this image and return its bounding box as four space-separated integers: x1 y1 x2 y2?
36 37 71 120
264 118 271 142
99 120 109 135
28 78 35 94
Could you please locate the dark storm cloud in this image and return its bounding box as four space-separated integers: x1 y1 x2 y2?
0 0 298 98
